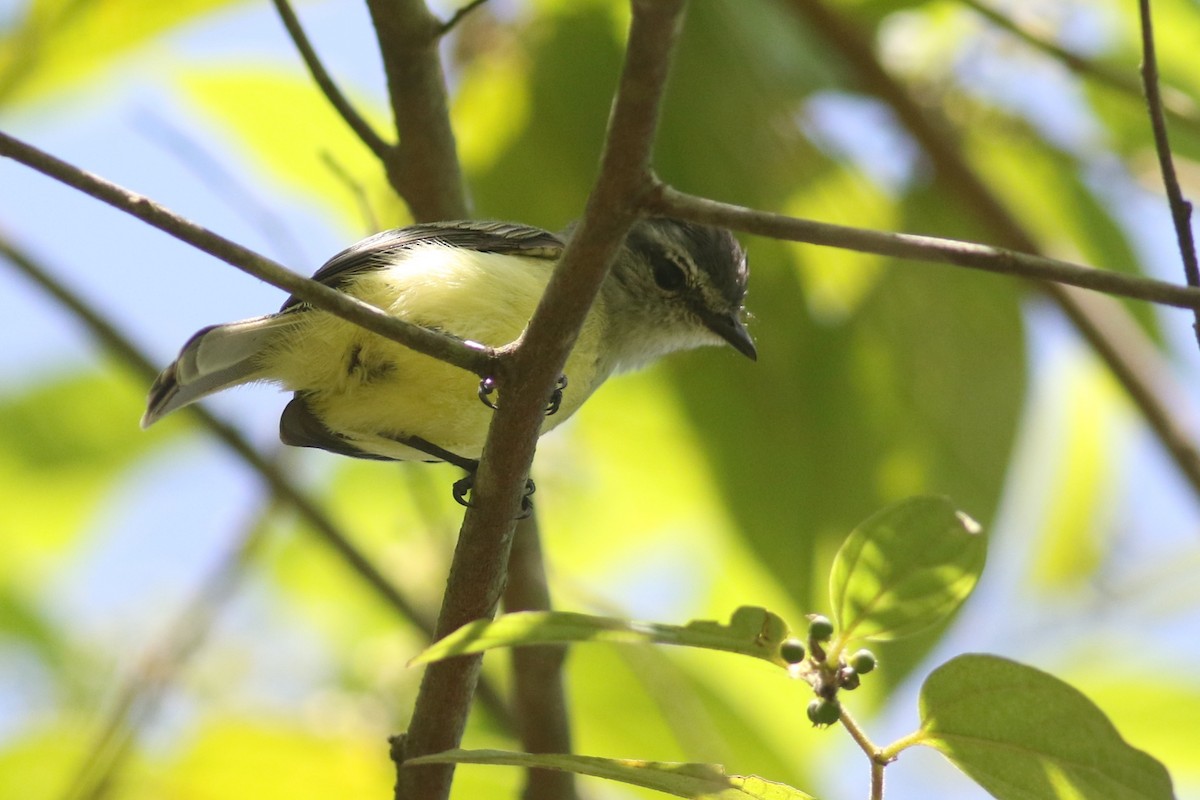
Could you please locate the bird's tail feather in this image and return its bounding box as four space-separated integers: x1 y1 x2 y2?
141 314 298 428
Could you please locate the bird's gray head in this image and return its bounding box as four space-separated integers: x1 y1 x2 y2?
603 217 755 372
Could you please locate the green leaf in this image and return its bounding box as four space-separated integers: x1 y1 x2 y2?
407 749 815 799
411 606 791 668
914 654 1175 800
178 67 405 233
829 496 985 644
0 370 158 581
0 0 248 107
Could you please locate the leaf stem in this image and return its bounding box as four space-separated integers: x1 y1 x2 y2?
880 732 926 765
838 706 891 800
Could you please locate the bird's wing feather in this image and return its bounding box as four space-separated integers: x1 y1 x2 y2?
280 221 564 311
280 393 397 460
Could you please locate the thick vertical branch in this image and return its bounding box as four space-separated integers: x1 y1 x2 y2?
392 3 688 799
503 516 577 800
364 0 469 221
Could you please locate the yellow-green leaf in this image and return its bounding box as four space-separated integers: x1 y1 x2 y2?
915 654 1175 800
829 496 985 644
411 607 792 668
0 0 248 106
407 749 816 800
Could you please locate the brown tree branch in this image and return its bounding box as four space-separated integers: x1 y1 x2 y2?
364 0 469 221
0 130 493 377
1137 0 1200 347
0 230 515 730
785 0 1200 500
645 184 1200 310
393 3 687 799
271 0 394 163
503 515 577 800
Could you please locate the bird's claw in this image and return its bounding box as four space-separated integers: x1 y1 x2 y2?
478 376 499 410
477 374 568 417
545 375 568 416
452 474 536 519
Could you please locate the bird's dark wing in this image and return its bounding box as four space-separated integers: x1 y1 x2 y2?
280 221 565 311
280 393 396 460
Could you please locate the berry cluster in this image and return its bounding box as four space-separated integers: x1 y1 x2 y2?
779 615 876 728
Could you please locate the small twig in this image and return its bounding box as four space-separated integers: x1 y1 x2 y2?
319 150 381 234
1138 0 1200 349
439 0 491 36
646 183 1200 311
271 0 394 163
132 107 310 267
961 0 1200 136
503 514 578 800
0 130 492 377
61 507 272 800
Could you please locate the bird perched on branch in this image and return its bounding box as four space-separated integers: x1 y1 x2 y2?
142 217 755 473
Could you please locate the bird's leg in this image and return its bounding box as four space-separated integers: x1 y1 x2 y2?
389 433 536 518
476 374 568 416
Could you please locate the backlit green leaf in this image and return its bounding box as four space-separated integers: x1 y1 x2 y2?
914 654 1175 800
411 606 792 668
407 749 815 800
829 496 985 644
0 0 247 106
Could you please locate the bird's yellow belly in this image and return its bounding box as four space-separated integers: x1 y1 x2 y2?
260 248 606 461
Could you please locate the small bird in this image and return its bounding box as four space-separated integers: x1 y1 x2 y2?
142 218 755 469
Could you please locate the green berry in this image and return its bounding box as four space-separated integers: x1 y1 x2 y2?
780 638 807 664
839 667 860 691
806 697 842 727
850 649 877 675
808 615 834 643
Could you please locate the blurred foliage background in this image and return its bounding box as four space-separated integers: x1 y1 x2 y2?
2 0 1199 798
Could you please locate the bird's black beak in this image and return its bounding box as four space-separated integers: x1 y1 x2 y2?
702 311 757 361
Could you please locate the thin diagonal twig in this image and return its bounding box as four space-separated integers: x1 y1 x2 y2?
0 130 492 377
644 185 1200 310
61 507 272 800
1138 0 1200 348
439 0 491 36
271 0 394 163
784 0 1200 501
961 0 1200 136
0 231 514 731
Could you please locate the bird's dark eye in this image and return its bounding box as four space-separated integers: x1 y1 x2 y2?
651 253 686 292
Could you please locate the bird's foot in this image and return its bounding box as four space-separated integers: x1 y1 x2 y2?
478 376 499 410
477 374 568 416
545 375 568 416
452 474 536 519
